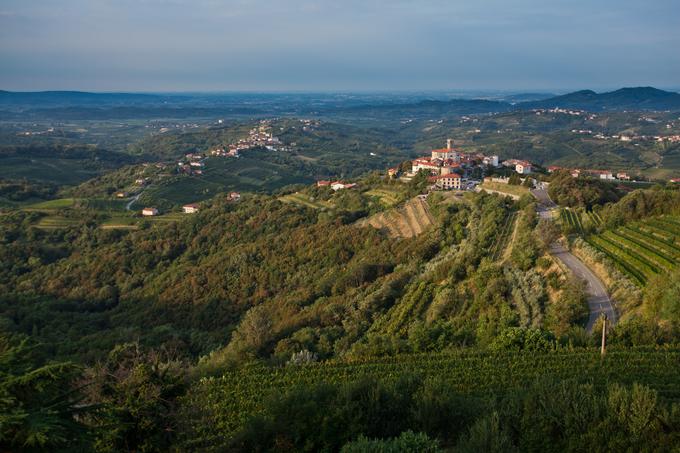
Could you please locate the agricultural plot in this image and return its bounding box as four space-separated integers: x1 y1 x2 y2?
24 198 76 210
560 208 602 234
279 193 333 210
35 215 80 229
194 348 680 439
357 197 434 238
490 211 517 261
146 212 187 223
364 188 401 206
586 215 680 286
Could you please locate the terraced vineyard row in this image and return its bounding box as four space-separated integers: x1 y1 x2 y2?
490 211 517 261
561 208 603 233
587 215 680 286
560 208 583 233
357 197 434 238
192 348 680 439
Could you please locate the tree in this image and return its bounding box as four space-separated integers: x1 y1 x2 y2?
0 336 89 451
83 342 187 453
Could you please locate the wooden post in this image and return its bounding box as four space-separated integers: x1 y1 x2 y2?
600 315 607 357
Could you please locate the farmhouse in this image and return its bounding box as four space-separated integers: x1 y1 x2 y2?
142 207 159 216
589 170 614 180
331 181 358 191
316 180 331 187
182 203 200 214
228 192 241 201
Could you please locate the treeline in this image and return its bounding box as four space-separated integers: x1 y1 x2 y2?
0 179 58 202
548 170 622 208
0 144 137 164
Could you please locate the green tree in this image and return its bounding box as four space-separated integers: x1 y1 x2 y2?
84 342 187 453
0 337 89 451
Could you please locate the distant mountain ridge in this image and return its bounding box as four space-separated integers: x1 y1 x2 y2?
520 87 680 111
1 87 679 119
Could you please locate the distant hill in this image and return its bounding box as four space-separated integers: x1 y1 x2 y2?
337 98 513 117
0 90 176 107
1 86 678 119
520 87 680 111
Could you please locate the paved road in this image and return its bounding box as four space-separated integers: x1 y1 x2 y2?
550 243 617 332
126 192 142 211
531 186 557 209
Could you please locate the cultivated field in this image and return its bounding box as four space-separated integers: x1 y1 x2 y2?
364 188 401 206
585 215 680 286
279 192 334 209
357 196 434 238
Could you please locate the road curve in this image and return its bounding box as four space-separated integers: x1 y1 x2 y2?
550 243 617 332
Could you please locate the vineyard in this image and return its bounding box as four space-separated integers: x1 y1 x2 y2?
356 197 435 238
585 215 680 286
490 211 518 261
560 208 602 234
189 348 680 439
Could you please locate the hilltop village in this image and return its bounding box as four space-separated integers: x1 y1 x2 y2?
176 120 289 176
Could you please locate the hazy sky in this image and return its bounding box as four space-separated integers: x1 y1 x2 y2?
1 0 679 92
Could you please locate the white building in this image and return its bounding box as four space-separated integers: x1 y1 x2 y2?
182 204 200 214
142 207 159 216
515 161 532 174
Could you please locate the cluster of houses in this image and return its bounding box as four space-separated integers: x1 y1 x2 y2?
533 108 597 119
388 139 505 190
547 166 631 181
177 153 206 175
141 192 241 217
210 120 288 158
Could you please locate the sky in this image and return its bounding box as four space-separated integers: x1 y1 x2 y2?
1 0 679 92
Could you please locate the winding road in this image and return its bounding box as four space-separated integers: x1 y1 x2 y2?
532 183 617 332
550 244 617 332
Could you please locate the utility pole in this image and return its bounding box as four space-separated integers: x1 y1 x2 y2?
600 315 607 357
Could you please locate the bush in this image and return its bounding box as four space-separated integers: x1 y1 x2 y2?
341 431 441 453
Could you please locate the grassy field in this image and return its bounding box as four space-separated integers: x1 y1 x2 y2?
357 197 435 238
586 215 680 286
279 192 334 209
479 181 529 198
24 198 76 210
